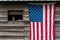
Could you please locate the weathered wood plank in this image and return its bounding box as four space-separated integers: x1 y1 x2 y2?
24 27 30 31
0 20 7 21
0 32 25 36
55 27 60 32
0 39 24 40
23 11 28 15
0 15 7 17
25 37 29 40
0 23 29 26
0 36 24 39
0 28 24 32
56 32 60 36
55 24 60 27
25 32 30 36
56 7 60 11
56 38 60 40
23 15 29 20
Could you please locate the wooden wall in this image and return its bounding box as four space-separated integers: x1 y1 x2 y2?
0 4 30 40
55 5 60 40
0 4 59 40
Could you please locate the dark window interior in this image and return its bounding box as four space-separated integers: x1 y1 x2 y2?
8 15 23 21
8 11 23 21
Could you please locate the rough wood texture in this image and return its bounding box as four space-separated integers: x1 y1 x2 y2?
0 4 59 40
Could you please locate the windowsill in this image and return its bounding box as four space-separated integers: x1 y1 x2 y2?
8 20 29 24
8 20 29 22
0 20 29 24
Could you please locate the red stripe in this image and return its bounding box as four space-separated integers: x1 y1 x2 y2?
37 22 39 40
54 4 56 40
45 4 47 40
41 22 43 40
30 22 31 40
33 22 35 40
50 4 52 40
50 4 53 40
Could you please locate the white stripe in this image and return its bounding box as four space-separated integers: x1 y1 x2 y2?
43 4 46 40
35 22 37 40
47 4 50 40
31 22 33 40
39 22 41 40
51 4 54 40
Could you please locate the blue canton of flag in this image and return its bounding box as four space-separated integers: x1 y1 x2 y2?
28 4 43 22
28 4 55 40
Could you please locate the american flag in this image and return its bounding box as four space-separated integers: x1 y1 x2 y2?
28 3 56 40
